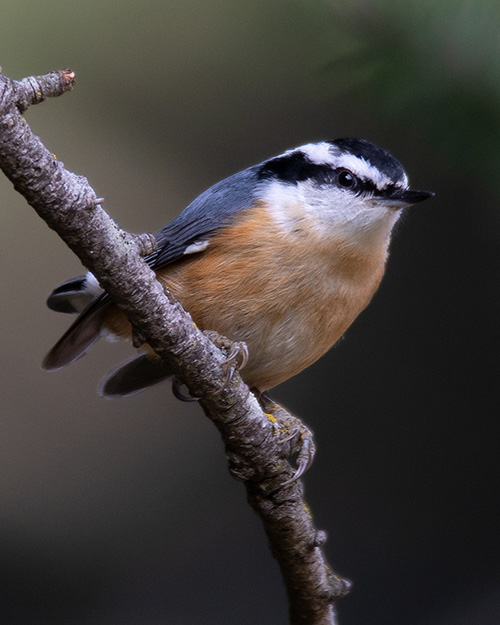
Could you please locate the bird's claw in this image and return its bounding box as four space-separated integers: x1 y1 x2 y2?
221 341 249 371
280 432 315 486
258 395 316 486
204 331 249 394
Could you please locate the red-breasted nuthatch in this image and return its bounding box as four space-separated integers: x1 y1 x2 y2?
42 138 433 398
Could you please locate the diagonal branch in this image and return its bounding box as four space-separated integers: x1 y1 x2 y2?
0 67 350 624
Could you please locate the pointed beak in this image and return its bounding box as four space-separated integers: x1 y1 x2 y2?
384 188 435 209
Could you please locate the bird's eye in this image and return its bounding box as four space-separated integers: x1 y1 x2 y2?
338 169 357 189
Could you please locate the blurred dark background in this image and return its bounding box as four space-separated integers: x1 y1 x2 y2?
1 1 499 623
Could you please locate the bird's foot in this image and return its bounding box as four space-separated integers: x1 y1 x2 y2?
204 330 249 393
257 393 316 485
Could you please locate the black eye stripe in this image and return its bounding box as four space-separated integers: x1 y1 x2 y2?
258 152 402 199
259 155 360 191
259 154 341 186
296 163 336 184
330 138 406 183
258 152 317 182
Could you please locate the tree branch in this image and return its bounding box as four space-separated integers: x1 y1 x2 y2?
0 67 350 624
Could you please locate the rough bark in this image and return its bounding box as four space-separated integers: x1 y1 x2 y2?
0 67 350 624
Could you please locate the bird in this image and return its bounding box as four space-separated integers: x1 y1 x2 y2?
42 138 433 398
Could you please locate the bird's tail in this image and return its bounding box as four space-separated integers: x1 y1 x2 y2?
42 293 111 370
98 353 173 398
43 275 173 398
43 275 110 370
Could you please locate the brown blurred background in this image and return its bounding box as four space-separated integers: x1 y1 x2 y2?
1 1 499 623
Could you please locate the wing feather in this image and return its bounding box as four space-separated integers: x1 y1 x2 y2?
148 165 261 268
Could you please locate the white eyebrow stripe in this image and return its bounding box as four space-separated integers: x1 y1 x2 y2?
278 142 335 166
343 154 408 189
336 153 399 189
294 142 335 165
278 143 409 190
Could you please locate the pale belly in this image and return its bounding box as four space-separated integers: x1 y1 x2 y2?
160 251 384 391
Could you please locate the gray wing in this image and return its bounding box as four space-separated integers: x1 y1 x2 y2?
148 164 262 269
42 163 266 372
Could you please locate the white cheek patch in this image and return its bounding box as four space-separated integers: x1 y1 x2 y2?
298 180 402 244
183 240 210 255
261 144 407 244
260 181 306 233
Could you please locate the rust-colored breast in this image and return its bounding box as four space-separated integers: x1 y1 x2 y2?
104 203 389 391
